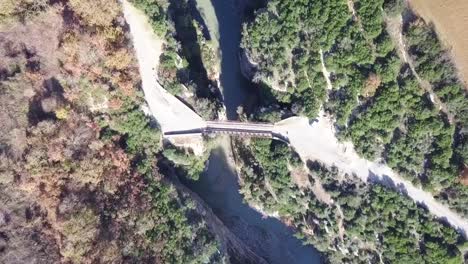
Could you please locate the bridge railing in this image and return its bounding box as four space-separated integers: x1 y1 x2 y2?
163 126 290 144
206 121 274 129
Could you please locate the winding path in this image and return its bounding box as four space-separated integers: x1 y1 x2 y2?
384 14 454 123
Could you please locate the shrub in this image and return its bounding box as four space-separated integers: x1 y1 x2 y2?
60 208 99 263
55 107 69 120
68 0 120 27
0 0 48 21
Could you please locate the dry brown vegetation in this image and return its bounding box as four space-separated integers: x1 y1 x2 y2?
0 0 144 263
362 73 381 97
68 0 120 27
0 1 242 262
460 166 468 186
0 0 48 23
0 1 160 263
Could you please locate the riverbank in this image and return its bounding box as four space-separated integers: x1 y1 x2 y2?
158 157 269 264
184 136 322 264
195 0 259 119
124 0 323 262
124 0 468 261
189 0 323 262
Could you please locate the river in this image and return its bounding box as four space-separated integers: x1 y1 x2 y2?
185 0 323 263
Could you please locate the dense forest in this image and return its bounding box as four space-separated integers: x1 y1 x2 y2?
241 0 468 218
0 0 231 263
2 0 467 263
234 138 467 263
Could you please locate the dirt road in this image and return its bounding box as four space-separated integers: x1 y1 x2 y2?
275 115 468 237
123 0 468 238
122 0 206 154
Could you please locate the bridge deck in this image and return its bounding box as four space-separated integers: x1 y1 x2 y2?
206 121 274 131
163 121 288 142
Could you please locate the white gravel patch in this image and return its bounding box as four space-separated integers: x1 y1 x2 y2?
122 0 206 154
275 115 468 237
122 0 206 133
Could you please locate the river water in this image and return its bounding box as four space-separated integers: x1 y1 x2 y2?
185 0 323 263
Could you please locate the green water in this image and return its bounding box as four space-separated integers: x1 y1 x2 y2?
186 0 323 263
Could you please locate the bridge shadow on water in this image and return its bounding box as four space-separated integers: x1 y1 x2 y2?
182 144 322 264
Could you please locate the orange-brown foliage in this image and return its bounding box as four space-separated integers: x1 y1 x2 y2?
460 166 468 186
362 73 382 97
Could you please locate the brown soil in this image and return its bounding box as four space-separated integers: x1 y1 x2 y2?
460 165 468 186
289 165 311 189
408 0 468 86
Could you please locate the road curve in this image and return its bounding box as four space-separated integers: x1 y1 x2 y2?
122 0 206 133
277 115 468 238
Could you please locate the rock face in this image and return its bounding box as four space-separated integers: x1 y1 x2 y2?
240 48 289 92
239 49 257 81
166 170 268 264
237 0 265 83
